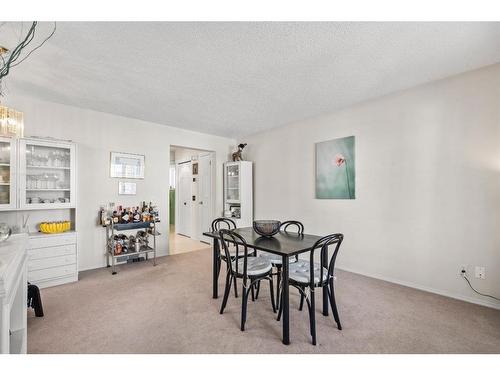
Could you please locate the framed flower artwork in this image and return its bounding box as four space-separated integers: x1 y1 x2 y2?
315 136 355 199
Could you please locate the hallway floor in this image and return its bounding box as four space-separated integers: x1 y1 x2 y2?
169 224 211 255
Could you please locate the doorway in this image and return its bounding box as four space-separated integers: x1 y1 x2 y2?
169 145 215 255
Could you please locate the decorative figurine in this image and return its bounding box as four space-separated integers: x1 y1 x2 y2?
232 143 247 161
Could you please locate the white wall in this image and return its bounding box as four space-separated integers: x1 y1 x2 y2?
244 64 500 309
2 95 235 271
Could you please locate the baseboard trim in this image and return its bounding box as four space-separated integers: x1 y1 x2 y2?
337 266 500 311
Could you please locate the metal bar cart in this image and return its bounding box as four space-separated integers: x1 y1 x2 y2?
105 221 157 274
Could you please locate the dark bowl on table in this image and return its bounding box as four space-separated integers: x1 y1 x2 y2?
253 220 281 237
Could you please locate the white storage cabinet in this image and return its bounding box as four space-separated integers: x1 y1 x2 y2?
223 161 253 227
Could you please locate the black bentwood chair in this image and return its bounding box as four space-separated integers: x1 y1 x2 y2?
278 233 344 345
211 218 256 298
219 229 276 331
257 221 304 305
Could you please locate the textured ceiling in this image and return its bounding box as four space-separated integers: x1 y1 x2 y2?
2 22 500 138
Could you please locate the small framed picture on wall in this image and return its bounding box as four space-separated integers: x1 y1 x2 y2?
118 181 137 195
110 152 145 179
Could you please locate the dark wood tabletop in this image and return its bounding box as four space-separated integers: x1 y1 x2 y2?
203 227 323 257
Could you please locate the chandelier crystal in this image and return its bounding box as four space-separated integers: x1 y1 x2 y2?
0 105 24 137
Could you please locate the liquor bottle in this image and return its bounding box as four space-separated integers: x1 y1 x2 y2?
112 210 119 224
116 206 122 223
100 206 111 226
121 208 130 224
133 207 141 222
114 235 122 255
121 234 128 253
98 205 105 226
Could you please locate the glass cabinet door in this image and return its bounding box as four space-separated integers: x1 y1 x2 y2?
225 163 240 202
20 139 75 209
0 137 16 210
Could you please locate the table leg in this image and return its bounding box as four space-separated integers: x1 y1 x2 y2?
212 239 220 299
282 255 290 345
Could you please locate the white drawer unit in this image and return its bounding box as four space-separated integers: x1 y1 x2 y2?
28 254 77 271
27 232 78 289
28 244 76 260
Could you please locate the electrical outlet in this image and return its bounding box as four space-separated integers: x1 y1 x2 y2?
459 264 468 276
475 266 486 280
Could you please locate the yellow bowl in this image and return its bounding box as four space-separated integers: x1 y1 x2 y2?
39 221 71 234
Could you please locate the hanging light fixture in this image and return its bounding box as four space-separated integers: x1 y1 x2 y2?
0 22 55 138
0 105 24 137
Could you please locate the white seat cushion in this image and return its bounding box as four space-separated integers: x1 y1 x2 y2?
232 257 272 276
289 260 329 284
259 252 297 265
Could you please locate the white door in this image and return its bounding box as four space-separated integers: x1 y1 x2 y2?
177 162 192 237
198 153 212 242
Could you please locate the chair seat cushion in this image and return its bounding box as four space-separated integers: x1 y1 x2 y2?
232 257 272 276
289 260 328 284
259 252 297 265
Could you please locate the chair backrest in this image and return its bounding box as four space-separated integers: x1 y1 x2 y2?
211 217 236 232
212 218 237 257
219 229 249 279
280 220 304 235
308 233 343 288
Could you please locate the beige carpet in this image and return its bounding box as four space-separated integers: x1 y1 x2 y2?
27 248 500 354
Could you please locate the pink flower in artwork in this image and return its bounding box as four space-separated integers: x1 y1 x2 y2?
334 153 346 167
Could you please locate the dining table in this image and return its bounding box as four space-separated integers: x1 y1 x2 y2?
203 226 328 345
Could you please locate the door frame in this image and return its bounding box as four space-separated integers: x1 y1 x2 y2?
173 150 216 241
197 152 215 243
175 160 192 237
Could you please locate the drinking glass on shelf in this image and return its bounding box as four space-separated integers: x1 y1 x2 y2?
57 180 68 189
48 151 55 167
64 151 70 167
35 175 43 189
53 151 59 167
47 175 54 189
48 174 59 189
41 174 49 189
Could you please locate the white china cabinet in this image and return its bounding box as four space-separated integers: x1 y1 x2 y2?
0 136 17 211
223 161 253 227
19 138 76 210
0 137 78 289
